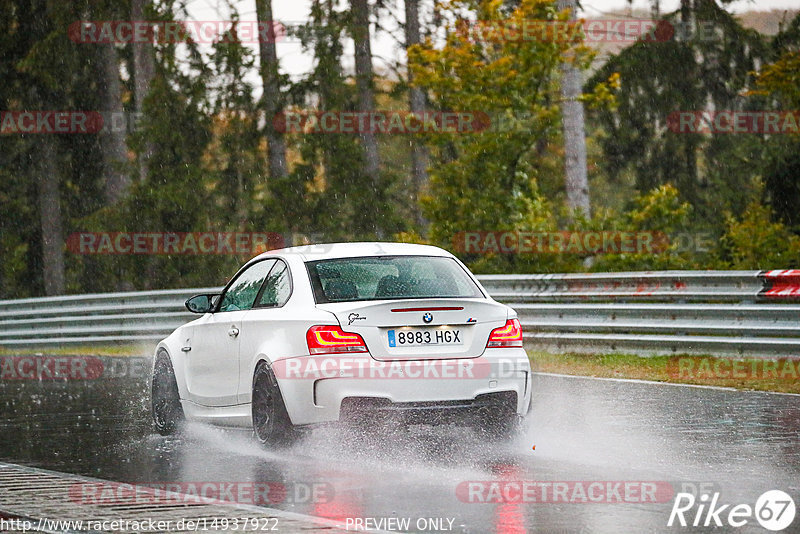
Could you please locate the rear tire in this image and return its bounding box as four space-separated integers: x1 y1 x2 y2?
152 352 184 435
252 362 296 446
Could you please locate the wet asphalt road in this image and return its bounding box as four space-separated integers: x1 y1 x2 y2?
1 355 799 534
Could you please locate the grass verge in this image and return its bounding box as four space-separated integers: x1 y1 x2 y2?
0 345 148 357
529 350 800 394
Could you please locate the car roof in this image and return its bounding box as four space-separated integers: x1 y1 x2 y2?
251 242 454 262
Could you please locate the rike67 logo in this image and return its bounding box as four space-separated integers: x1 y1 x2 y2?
668 490 795 531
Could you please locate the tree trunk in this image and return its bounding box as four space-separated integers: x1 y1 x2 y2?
36 136 66 295
558 0 590 218
98 42 130 204
680 0 692 25
351 0 381 194
131 0 155 183
255 0 289 182
405 0 429 229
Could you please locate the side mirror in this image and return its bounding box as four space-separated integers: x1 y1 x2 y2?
185 294 217 314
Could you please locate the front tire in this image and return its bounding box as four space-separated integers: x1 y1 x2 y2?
252 362 295 445
152 352 184 435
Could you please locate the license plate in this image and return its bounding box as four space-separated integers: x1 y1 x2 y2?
387 328 462 347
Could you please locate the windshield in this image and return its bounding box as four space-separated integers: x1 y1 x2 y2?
306 256 484 303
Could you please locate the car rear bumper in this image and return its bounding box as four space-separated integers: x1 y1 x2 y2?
273 347 532 426
339 390 519 426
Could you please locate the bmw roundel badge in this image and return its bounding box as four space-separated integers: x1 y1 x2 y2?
423 313 433 323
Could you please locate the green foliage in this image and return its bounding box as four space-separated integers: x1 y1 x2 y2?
592 185 701 271
0 0 109 296
586 1 772 230
284 0 406 239
751 23 800 229
719 194 800 269
207 16 270 231
408 0 583 269
761 137 800 230
753 50 800 109
625 184 691 235
583 72 620 112
73 0 235 291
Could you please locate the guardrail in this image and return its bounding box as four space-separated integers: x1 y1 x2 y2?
1 270 798 356
0 288 219 346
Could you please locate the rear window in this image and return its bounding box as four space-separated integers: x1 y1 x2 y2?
306 255 484 303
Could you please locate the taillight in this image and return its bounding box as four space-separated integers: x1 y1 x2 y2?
306 326 369 355
487 319 523 348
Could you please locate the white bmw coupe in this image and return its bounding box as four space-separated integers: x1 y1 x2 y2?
151 242 532 443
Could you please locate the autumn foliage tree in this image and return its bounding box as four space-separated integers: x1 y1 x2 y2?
408 0 589 254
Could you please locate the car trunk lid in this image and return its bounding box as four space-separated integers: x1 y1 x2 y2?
315 298 508 360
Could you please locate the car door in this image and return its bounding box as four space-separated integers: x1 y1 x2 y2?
185 259 277 407
237 259 293 403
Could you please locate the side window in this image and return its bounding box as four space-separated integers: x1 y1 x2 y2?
218 260 276 313
255 261 291 308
